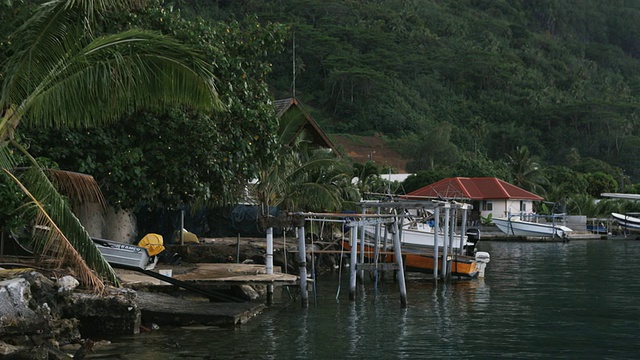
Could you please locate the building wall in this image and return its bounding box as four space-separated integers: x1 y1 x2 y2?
479 199 535 219
76 203 137 243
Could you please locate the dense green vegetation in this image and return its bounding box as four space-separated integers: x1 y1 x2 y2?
0 0 223 288
185 0 640 184
5 0 640 224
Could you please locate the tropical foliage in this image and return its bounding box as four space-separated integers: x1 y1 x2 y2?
23 0 287 211
0 0 219 289
252 109 358 229
189 0 640 184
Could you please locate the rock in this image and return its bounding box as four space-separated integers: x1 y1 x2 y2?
0 277 48 336
57 276 79 293
61 287 141 338
228 284 266 301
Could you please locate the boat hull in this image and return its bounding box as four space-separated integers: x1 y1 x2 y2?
92 238 157 270
492 217 572 238
611 213 640 232
365 223 479 255
342 241 479 278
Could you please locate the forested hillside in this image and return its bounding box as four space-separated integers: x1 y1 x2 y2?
181 0 640 182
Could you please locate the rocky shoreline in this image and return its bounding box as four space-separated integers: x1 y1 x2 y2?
0 237 317 359
0 267 140 359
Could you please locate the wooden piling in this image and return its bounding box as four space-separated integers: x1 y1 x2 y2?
349 225 358 301
297 225 308 308
390 221 408 307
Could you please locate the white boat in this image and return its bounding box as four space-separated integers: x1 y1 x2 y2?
92 237 158 270
365 218 481 256
611 213 640 231
492 216 573 239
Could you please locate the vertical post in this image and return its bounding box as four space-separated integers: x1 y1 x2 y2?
441 204 450 279
382 220 389 280
390 220 408 307
460 205 468 255
266 227 274 274
359 209 365 281
349 223 358 301
180 209 185 245
448 208 455 276
373 209 381 295
236 233 240 263
297 225 308 308
433 206 440 280
266 227 274 306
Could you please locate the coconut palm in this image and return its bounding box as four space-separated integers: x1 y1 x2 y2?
254 112 358 220
505 146 548 196
0 0 220 290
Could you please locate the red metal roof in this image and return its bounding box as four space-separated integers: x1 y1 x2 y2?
403 177 544 201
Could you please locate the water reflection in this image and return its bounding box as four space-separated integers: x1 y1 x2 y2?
88 240 640 359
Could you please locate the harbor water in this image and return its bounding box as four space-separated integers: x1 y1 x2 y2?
90 240 640 359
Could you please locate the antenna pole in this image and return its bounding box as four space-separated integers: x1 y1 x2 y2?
292 32 296 98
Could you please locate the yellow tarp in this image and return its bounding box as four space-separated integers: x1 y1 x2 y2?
176 229 199 244
138 233 165 256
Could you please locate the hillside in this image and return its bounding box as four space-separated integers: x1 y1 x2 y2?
331 134 408 173
192 0 640 183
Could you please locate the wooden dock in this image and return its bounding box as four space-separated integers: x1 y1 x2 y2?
115 263 299 327
116 263 300 288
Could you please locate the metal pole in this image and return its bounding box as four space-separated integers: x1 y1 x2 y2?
460 206 468 255
236 233 241 263
349 224 358 301
180 209 185 245
373 208 381 295
433 206 440 280
297 226 308 308
390 220 408 307
359 208 365 281
266 227 274 306
441 205 450 279
382 221 389 280
448 208 455 276
266 227 274 274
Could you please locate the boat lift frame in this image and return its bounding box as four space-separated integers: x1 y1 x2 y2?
289 200 473 308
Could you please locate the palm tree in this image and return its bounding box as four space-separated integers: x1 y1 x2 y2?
254 111 357 220
505 146 548 196
0 0 220 291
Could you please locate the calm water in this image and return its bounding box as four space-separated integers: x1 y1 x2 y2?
90 240 640 359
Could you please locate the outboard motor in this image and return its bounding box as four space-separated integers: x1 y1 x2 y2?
464 228 481 256
475 251 490 278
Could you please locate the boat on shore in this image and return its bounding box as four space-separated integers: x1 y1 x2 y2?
92 237 159 270
492 215 573 239
611 213 640 232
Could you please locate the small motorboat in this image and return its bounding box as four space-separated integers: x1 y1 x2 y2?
492 215 572 239
91 233 164 270
611 213 640 232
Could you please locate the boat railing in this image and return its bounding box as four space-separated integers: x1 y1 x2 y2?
512 212 568 226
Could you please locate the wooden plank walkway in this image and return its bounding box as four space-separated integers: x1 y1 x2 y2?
116 263 300 287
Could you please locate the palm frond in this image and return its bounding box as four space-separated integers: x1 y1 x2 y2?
4 167 120 288
0 144 16 171
4 169 108 292
46 169 106 209
5 29 220 129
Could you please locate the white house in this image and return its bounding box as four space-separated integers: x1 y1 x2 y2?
402 177 544 223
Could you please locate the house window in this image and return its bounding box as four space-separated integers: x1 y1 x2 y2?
520 201 526 212
482 201 493 211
